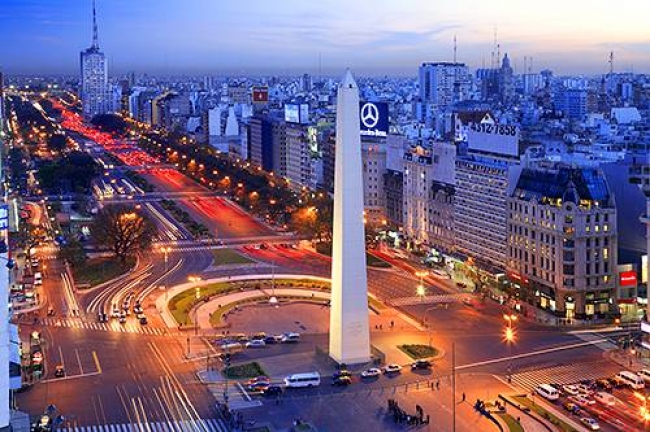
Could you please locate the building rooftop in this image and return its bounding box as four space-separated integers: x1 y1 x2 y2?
513 166 612 206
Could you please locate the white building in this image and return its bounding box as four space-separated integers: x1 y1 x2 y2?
362 137 387 226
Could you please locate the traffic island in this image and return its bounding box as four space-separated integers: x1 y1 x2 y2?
223 362 267 379
398 344 439 360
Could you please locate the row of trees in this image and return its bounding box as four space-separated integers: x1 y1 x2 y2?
137 132 334 240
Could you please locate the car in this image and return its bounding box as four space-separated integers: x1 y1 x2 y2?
595 379 613 391
569 395 595 407
263 385 283 397
251 332 266 340
119 315 127 324
54 365 65 378
332 370 352 379
562 384 580 396
133 305 143 314
111 307 120 318
456 282 467 289
98 312 108 323
247 376 271 386
411 360 432 370
139 316 148 325
383 364 403 375
580 417 601 431
562 401 580 414
246 340 266 348
576 383 594 394
247 381 270 392
332 376 352 386
281 332 301 343
361 368 381 378
264 336 277 345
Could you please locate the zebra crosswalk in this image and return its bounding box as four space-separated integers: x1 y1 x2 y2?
509 360 621 391
41 317 170 336
389 293 469 307
61 418 227 432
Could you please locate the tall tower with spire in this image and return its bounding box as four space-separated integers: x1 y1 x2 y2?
329 69 371 365
80 0 109 119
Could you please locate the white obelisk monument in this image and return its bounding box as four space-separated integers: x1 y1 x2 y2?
329 70 371 365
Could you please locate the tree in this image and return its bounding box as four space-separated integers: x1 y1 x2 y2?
47 134 67 152
90 205 157 262
58 238 87 267
37 150 100 194
91 114 128 136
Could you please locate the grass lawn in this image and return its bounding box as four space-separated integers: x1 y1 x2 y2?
224 361 266 379
398 344 439 359
212 249 255 266
498 413 524 432
73 257 134 287
512 396 578 432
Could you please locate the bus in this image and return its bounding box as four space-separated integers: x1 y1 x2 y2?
284 372 321 388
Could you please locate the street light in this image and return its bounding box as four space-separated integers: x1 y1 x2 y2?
416 271 428 302
188 276 202 336
503 314 517 382
161 246 171 273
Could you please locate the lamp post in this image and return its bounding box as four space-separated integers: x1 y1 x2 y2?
161 246 171 273
188 276 202 336
503 313 517 382
423 306 438 347
416 271 428 302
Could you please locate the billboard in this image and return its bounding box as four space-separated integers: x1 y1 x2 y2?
359 101 388 138
619 270 638 287
284 103 309 124
252 86 269 104
467 123 520 157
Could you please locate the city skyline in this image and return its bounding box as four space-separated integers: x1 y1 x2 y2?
1 0 650 76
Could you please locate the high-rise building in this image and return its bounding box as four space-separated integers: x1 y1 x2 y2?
454 126 522 273
362 137 387 226
507 165 618 319
80 0 110 119
419 62 470 109
0 71 5 124
285 123 314 191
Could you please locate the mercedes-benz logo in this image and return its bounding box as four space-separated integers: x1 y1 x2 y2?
360 103 379 128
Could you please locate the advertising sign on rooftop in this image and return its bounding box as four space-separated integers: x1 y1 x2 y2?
467 123 520 157
359 101 388 138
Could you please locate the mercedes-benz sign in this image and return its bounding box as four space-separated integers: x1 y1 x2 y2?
359 101 388 137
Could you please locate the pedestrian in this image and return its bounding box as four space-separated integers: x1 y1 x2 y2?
462 392 466 402
379 324 383 330
390 320 394 328
436 379 440 390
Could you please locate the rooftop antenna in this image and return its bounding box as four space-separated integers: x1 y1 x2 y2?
529 56 533 73
497 43 501 67
318 51 322 84
91 0 99 49
491 27 497 69
523 56 527 75
609 51 614 76
453 35 457 63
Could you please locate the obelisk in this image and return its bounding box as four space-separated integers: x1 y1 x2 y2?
329 70 371 364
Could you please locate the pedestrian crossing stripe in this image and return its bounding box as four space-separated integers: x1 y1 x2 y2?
62 418 227 432
41 318 169 336
509 361 621 391
389 293 469 307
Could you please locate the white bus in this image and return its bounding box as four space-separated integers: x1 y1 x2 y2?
535 384 560 401
284 372 321 388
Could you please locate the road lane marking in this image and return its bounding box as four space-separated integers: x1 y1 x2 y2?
93 351 102 374
457 338 609 370
58 345 65 369
75 349 84 375
41 370 102 384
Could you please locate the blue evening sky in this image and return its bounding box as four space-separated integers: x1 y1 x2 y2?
1 0 649 75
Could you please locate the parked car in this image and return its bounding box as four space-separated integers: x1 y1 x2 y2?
264 336 278 345
332 370 352 379
411 360 432 370
383 364 403 375
247 376 271 386
247 381 270 392
139 316 148 325
361 368 381 378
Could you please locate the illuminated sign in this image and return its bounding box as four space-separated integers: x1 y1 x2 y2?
252 86 269 104
619 270 638 287
507 271 529 284
284 103 309 124
359 102 388 138
0 204 8 230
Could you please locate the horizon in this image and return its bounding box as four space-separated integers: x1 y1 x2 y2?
1 0 650 76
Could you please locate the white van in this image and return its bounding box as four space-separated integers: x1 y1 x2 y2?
638 369 650 383
535 384 560 401
34 272 43 286
615 371 645 389
284 372 321 388
281 332 301 343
